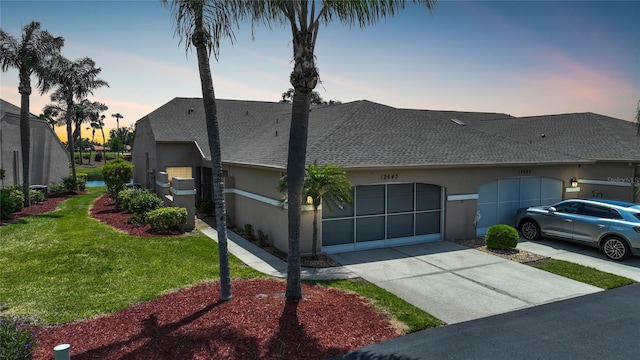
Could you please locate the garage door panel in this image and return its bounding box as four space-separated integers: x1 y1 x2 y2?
477 177 562 236
322 219 354 246
416 211 441 235
356 216 385 242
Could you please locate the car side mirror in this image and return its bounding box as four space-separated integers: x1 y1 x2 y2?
548 206 556 214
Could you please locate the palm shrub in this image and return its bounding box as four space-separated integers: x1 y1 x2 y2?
147 207 187 232
485 224 519 250
0 315 38 360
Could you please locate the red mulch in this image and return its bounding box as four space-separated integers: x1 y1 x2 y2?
0 193 75 226
17 192 400 359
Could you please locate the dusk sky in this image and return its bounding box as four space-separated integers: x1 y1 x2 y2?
1 1 638 142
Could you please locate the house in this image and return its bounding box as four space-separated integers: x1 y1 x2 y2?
0 99 69 188
132 97 640 254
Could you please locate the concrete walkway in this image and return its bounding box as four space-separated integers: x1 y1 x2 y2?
196 219 604 324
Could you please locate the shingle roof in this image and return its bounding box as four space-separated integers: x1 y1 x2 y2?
142 97 638 169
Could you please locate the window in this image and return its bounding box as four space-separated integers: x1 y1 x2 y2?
166 167 192 185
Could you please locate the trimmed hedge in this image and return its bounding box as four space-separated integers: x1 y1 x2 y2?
485 224 519 250
147 207 187 231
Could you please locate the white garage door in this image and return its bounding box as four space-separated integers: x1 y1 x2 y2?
476 177 562 236
322 183 443 253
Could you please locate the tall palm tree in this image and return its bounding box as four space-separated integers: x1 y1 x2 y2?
247 0 436 299
74 99 107 165
90 113 107 162
165 0 243 301
0 21 64 206
111 113 124 157
278 161 353 258
46 56 108 186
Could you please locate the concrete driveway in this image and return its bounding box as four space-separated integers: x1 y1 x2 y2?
518 237 640 281
329 241 602 324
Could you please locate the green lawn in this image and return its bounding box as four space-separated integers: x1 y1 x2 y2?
0 188 442 332
0 188 263 324
531 259 635 289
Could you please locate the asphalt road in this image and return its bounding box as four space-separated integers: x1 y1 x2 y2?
334 283 640 360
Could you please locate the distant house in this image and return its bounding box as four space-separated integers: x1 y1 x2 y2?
0 99 69 188
133 97 640 255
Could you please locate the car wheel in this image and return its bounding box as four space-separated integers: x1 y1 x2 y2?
519 220 540 240
601 236 631 261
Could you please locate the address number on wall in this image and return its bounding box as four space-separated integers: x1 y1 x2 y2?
380 173 399 180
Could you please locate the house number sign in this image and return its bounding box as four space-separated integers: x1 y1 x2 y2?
380 173 399 180
517 169 531 175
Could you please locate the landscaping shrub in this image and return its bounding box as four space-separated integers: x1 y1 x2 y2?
147 207 188 231
118 187 150 212
62 176 77 192
48 183 66 197
485 224 519 250
0 189 15 219
128 192 163 222
257 230 270 247
29 189 45 204
196 200 213 215
244 223 255 241
4 187 24 213
76 173 88 191
0 315 38 360
102 158 133 208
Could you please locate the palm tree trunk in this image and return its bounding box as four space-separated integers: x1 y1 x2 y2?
101 128 106 163
19 83 31 207
66 100 77 186
286 87 312 299
193 9 232 301
312 207 318 258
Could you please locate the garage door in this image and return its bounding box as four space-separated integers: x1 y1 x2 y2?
476 177 562 236
322 183 443 253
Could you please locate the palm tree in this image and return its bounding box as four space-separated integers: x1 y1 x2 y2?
278 161 352 258
0 21 64 206
247 0 436 299
111 113 124 157
46 56 108 186
74 99 107 165
164 0 243 301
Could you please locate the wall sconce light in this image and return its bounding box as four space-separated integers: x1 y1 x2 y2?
306 196 314 205
570 177 578 188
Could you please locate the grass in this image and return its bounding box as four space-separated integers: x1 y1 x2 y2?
75 167 104 181
0 187 442 332
531 259 635 289
0 187 264 324
310 279 444 332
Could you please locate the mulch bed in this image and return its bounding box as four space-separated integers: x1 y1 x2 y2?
14 192 400 359
0 193 75 226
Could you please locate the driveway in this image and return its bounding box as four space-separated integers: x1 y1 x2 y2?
329 241 601 324
518 237 640 282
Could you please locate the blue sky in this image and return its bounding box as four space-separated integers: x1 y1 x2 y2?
1 1 638 139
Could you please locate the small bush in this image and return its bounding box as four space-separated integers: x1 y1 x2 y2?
76 173 88 191
29 189 45 204
94 153 102 162
257 230 270 247
0 315 38 360
62 176 77 192
6 187 24 212
0 189 15 219
147 207 188 231
118 187 150 212
48 183 66 197
102 158 133 205
128 192 163 222
196 200 213 215
485 224 519 250
243 223 255 241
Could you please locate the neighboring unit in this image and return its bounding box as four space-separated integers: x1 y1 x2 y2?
0 99 69 188
133 97 640 255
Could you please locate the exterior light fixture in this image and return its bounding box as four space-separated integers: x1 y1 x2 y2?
306 196 314 205
570 177 578 188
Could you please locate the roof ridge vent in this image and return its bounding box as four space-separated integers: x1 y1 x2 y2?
450 118 465 126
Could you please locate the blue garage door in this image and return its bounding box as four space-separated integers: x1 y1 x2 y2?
322 183 443 253
476 177 562 236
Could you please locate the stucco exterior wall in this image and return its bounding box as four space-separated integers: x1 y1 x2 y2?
576 162 639 202
0 114 68 188
132 118 156 188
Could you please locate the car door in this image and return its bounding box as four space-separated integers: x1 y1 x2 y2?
571 203 612 243
540 201 582 239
